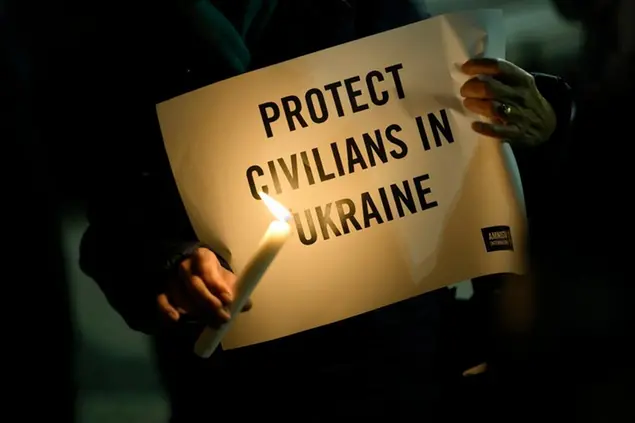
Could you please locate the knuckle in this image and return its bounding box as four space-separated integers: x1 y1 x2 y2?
198 248 217 265
178 259 190 273
200 253 219 271
191 274 205 287
212 297 224 309
209 278 226 291
157 296 170 311
200 266 219 286
221 267 236 283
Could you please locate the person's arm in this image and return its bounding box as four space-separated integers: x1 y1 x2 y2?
78 0 270 334
79 121 232 334
514 73 574 157
80 170 183 334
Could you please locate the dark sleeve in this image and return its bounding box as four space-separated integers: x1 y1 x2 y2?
74 1 247 335
78 101 232 334
511 73 574 221
355 0 430 37
79 165 189 334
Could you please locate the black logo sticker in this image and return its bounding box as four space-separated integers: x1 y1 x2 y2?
481 225 514 252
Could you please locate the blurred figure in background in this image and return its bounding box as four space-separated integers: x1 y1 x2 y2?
460 1 634 421
530 1 634 420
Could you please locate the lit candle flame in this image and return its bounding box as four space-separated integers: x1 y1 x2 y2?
259 192 292 223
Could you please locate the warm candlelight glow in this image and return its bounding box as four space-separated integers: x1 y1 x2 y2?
259 192 291 223
195 191 293 357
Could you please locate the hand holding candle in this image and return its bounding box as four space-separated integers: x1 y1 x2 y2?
157 247 237 326
194 192 292 358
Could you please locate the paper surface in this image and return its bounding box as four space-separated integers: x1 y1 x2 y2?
157 10 526 349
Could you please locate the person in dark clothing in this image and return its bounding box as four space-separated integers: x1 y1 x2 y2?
529 1 634 421
451 55 575 414
462 1 634 421
78 1 567 421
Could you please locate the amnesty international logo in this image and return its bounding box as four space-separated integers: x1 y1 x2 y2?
481 225 514 252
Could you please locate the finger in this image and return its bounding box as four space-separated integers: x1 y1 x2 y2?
220 268 237 303
461 57 500 75
167 279 194 315
241 298 253 313
463 98 523 124
179 257 231 322
463 362 488 377
194 249 233 302
189 275 231 322
460 76 523 102
178 255 193 277
460 76 490 99
157 293 180 322
472 121 522 140
462 58 531 85
463 98 497 119
177 258 200 311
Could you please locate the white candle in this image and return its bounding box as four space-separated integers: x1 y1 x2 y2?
194 192 292 358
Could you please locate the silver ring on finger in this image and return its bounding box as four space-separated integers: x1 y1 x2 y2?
496 102 513 119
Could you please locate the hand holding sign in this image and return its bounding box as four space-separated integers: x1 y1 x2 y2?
157 247 252 327
460 57 557 147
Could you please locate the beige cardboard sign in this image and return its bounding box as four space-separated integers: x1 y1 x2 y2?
157 10 526 349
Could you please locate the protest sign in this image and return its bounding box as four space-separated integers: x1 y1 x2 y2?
156 9 527 349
